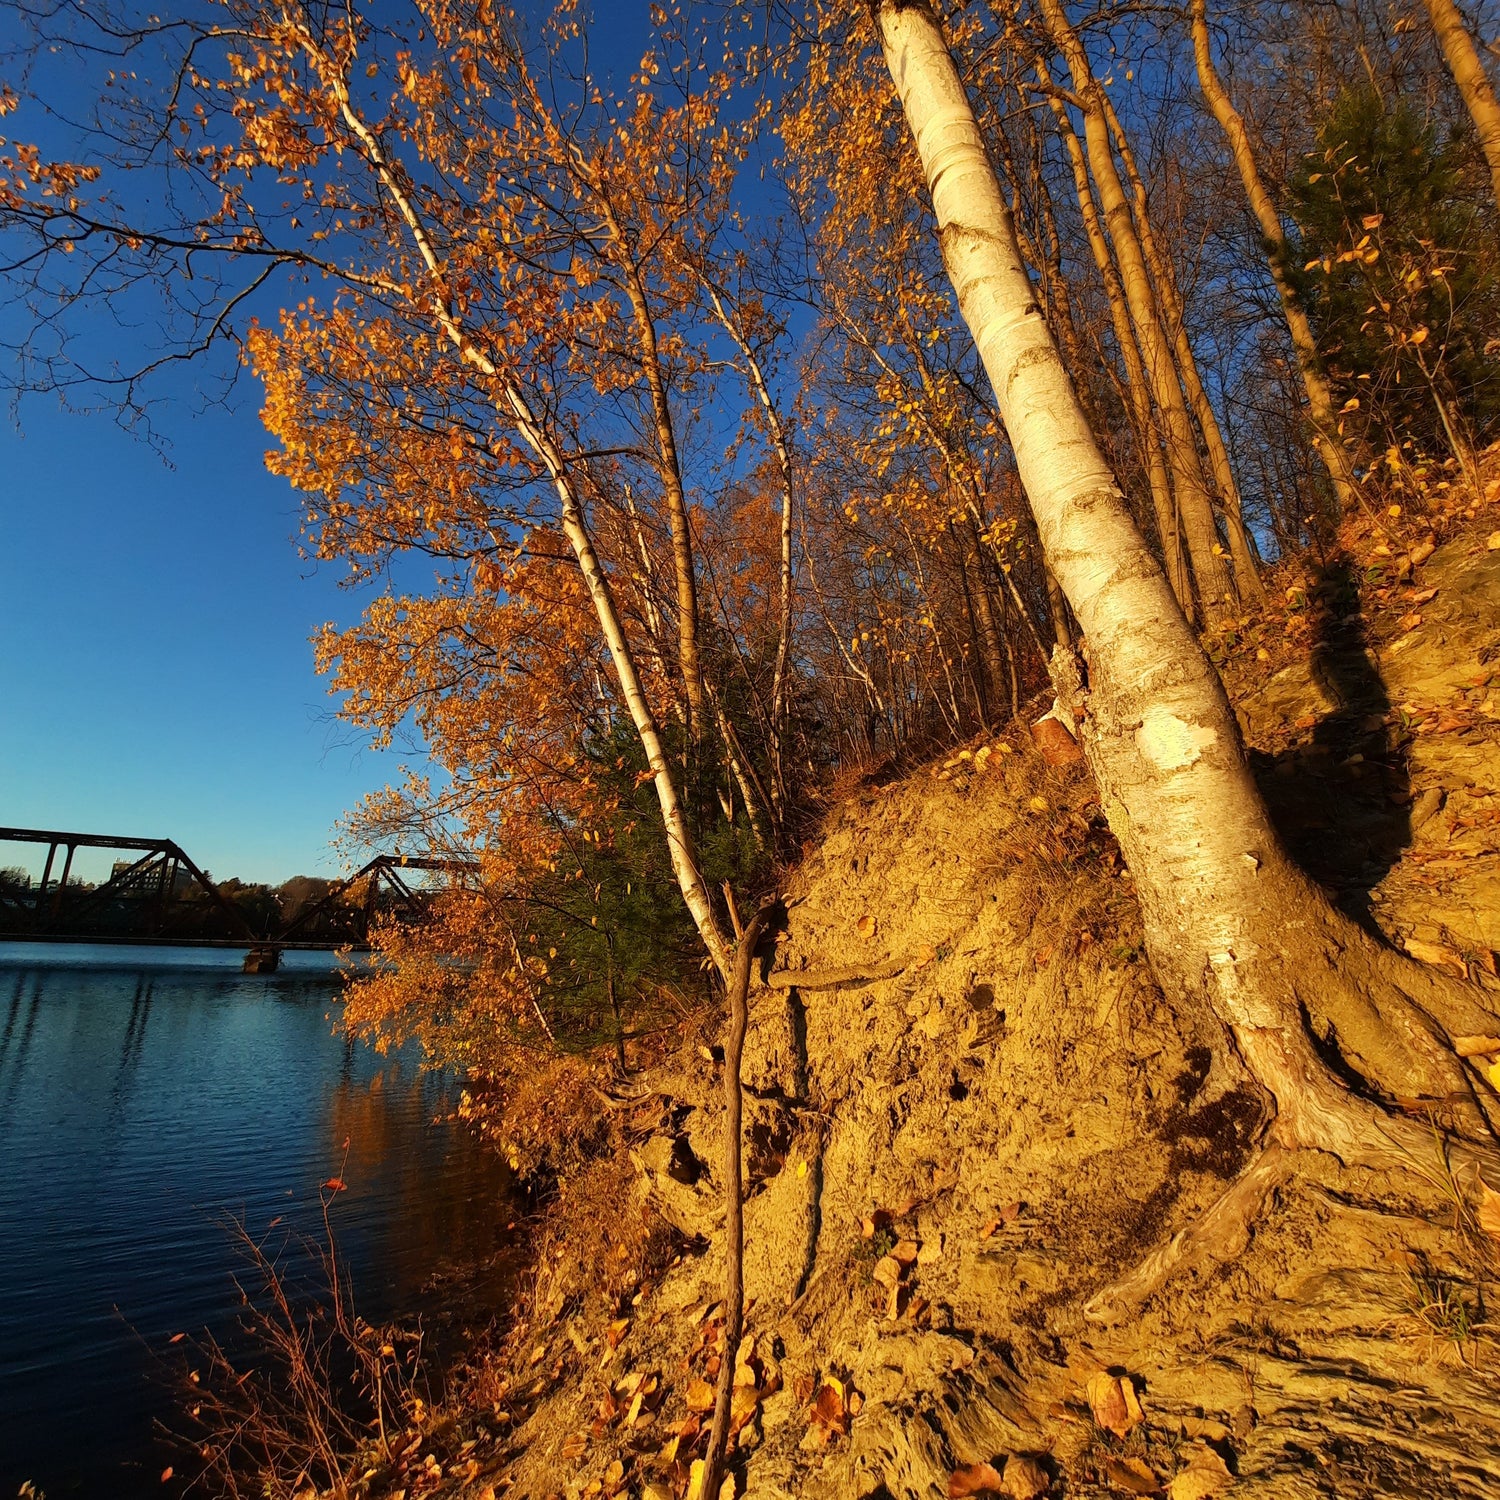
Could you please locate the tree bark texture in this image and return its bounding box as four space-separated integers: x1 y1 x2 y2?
606 215 710 742
1099 90 1265 602
1038 65 1190 615
871 0 1493 1138
1420 0 1500 212
1189 0 1363 511
1034 0 1239 619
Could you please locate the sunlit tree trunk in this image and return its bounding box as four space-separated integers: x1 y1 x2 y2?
1189 0 1362 511
871 2 1492 1211
1037 63 1190 615
317 47 731 979
701 279 796 819
1419 0 1500 210
1099 91 1264 602
1034 0 1238 620
595 195 709 741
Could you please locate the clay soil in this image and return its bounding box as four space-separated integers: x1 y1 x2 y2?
417 500 1500 1500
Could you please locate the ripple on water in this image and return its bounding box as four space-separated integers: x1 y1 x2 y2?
0 945 517 1499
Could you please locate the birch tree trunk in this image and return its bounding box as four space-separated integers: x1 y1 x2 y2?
702 278 796 820
1189 0 1363 512
312 36 731 980
602 205 710 742
1099 91 1265 602
1034 0 1239 620
1038 65 1191 615
1420 0 1500 211
871 1 1496 1237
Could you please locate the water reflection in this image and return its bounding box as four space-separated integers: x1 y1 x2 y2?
0 945 516 1500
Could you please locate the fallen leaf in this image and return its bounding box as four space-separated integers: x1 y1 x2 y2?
856 914 877 939
685 1378 716 1412
641 1485 674 1500
322 1177 347 1192
979 1216 1002 1240
1398 612 1423 632
860 1209 893 1239
1086 1372 1140 1438
1003 1455 1050 1499
606 1318 630 1348
1409 539 1436 566
891 1238 920 1264
1167 1470 1230 1500
1101 1455 1159 1494
1455 1035 1500 1058
810 1377 849 1436
949 1461 1007 1497
871 1255 902 1288
1027 795 1050 813
1487 531 1500 550
1478 1178 1500 1240
1031 715 1084 766
729 1385 759 1435
1408 587 1438 605
160 1469 174 1484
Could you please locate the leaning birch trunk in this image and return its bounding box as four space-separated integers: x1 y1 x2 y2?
1100 91 1264 602
1420 0 1500 211
702 278 796 819
312 41 732 981
1189 0 1363 511
1038 64 1191 615
610 228 710 742
1034 0 1238 619
871 2 1499 1292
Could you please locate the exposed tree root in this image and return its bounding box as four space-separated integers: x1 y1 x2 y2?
1084 1141 1297 1325
1083 1072 1500 1328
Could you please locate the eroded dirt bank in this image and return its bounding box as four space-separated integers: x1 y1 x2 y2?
428 520 1500 1500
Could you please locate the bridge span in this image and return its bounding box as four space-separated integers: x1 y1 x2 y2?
0 826 472 972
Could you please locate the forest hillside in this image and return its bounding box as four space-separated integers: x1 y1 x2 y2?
365 486 1500 1500
8 1 1500 1495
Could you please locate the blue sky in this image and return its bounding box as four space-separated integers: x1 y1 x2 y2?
0 2 751 886
0 394 397 884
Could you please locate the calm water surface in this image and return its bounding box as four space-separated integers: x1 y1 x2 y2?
0 945 517 1499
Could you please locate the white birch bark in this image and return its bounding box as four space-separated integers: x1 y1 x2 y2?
871 0 1481 1136
1033 0 1238 619
1420 0 1500 211
309 33 731 980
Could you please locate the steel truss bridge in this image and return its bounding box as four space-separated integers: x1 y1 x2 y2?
0 827 472 972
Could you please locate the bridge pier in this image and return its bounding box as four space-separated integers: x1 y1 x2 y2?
243 945 281 975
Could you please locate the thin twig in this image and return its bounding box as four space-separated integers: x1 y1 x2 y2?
701 895 777 1500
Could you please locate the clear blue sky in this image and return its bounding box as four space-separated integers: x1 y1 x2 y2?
0 397 398 884
0 3 741 887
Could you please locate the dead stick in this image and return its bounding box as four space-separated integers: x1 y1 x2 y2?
763 959 907 990
701 895 776 1500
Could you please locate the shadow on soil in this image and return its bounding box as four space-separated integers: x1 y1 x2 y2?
1249 553 1414 935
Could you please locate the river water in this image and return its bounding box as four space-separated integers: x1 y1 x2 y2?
0 944 518 1499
